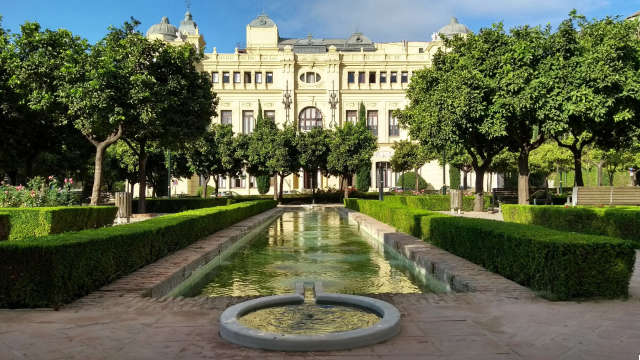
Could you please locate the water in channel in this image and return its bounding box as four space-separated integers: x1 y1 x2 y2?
197 209 446 297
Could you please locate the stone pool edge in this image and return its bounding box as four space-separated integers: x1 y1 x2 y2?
337 207 536 299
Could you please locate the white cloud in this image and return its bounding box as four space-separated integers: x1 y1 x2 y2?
269 0 612 42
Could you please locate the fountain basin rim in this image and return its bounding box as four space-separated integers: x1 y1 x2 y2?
219 286 401 352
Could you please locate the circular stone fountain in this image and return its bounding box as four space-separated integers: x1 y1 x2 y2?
219 282 401 351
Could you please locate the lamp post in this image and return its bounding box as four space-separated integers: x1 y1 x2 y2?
167 150 171 199
328 80 338 128
379 164 384 201
442 149 446 195
282 80 292 126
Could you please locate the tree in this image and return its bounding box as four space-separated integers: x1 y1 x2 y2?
397 27 512 211
326 120 378 199
246 102 279 200
185 124 244 198
256 175 271 194
529 141 572 191
298 126 331 202
118 27 216 213
271 123 301 203
0 20 90 185
390 140 431 191
446 147 473 190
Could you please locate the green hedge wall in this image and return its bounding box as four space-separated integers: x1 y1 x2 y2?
0 200 277 308
0 213 9 241
503 205 640 248
132 198 234 214
384 195 492 212
0 207 118 241
344 199 635 300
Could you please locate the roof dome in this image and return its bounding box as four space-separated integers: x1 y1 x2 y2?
146 16 180 40
249 14 276 28
438 17 471 38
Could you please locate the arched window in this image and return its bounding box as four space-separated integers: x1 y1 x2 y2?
298 107 323 131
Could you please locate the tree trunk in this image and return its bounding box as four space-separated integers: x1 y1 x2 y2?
343 177 350 199
473 167 486 212
137 142 148 213
489 172 493 194
597 160 603 186
414 168 419 191
572 150 584 187
462 170 468 190
214 175 219 196
517 149 530 204
90 144 107 206
273 174 278 201
278 173 285 204
202 175 210 198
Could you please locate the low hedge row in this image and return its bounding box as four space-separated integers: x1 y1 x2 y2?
0 213 9 241
0 200 277 308
384 195 492 212
132 198 234 214
235 193 384 204
0 207 118 241
503 205 640 248
344 199 635 300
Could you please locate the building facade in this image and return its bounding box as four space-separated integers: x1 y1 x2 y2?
142 10 496 196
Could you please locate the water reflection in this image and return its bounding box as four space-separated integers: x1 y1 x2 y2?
197 209 441 297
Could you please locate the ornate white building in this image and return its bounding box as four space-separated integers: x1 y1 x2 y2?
142 10 494 196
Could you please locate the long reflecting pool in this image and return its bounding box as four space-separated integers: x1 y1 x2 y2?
186 209 448 297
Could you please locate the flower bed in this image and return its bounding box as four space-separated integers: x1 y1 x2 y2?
344 199 635 300
1 176 78 208
0 200 277 308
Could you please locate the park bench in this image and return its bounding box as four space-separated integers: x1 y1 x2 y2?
492 188 519 211
569 187 640 206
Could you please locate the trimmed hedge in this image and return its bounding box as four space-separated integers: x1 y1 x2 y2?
0 207 118 241
345 199 635 300
234 193 384 204
503 205 640 248
132 198 234 214
0 200 277 308
0 213 9 241
384 195 492 212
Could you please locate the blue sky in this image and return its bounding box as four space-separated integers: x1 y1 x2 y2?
1 0 639 53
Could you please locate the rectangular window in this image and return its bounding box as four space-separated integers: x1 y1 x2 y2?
346 110 357 123
234 72 241 83
211 72 219 83
391 72 397 83
367 110 378 136
231 175 245 188
266 72 273 83
401 72 408 83
250 176 256 188
264 110 275 120
221 110 232 125
369 72 376 84
243 110 254 134
380 72 387 83
358 72 366 84
348 72 355 84
376 162 391 188
255 72 262 83
389 110 399 136
218 176 227 189
419 48 424 53
244 72 251 84
223 72 230 83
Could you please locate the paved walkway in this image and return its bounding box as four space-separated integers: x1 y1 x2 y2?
0 207 638 359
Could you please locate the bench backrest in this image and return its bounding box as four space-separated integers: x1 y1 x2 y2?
573 187 640 206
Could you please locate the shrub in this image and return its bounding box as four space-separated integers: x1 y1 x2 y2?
131 198 233 214
356 162 371 192
257 175 271 194
396 172 429 190
196 185 216 197
385 195 491 212
449 166 461 189
502 205 640 248
0 200 277 308
0 213 9 241
0 176 78 208
345 199 635 300
0 207 118 241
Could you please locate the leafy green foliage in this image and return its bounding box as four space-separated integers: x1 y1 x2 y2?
345 199 635 300
0 213 10 241
131 198 233 214
256 175 271 195
396 173 429 191
0 176 78 207
0 206 117 241
0 200 276 308
196 186 216 197
449 166 461 189
385 195 491 212
503 205 640 248
356 162 371 192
